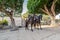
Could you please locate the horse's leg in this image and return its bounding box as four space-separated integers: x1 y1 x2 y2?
39 21 42 30
35 20 40 30
25 22 29 30
35 23 37 29
35 22 39 30
25 24 27 30
31 23 33 31
37 23 39 28
34 22 36 29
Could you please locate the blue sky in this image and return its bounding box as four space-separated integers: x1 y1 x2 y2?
22 0 28 15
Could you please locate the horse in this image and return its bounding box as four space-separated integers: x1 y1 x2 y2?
25 14 42 31
25 15 34 31
35 14 42 30
25 18 29 30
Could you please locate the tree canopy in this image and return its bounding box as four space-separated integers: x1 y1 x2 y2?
27 0 60 26
0 0 24 29
0 0 24 13
27 0 60 14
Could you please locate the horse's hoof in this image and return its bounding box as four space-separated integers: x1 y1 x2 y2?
37 28 40 30
31 29 33 32
40 28 42 30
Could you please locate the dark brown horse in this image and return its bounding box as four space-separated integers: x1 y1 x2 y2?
25 15 34 31
25 14 42 31
35 14 42 30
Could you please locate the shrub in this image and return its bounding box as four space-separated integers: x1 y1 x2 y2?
2 19 8 25
55 19 60 23
0 19 8 25
41 15 51 25
0 21 2 25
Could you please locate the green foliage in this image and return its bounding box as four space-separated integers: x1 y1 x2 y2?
56 0 60 14
41 15 51 25
0 0 24 13
27 0 48 13
27 0 60 14
27 0 41 13
22 11 29 19
0 21 2 25
0 19 8 25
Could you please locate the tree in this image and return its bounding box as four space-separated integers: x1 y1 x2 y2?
0 0 24 30
27 0 60 26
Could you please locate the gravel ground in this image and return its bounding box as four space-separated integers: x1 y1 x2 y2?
0 27 60 40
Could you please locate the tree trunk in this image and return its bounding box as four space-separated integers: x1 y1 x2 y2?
10 17 17 30
4 10 18 30
50 16 57 27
